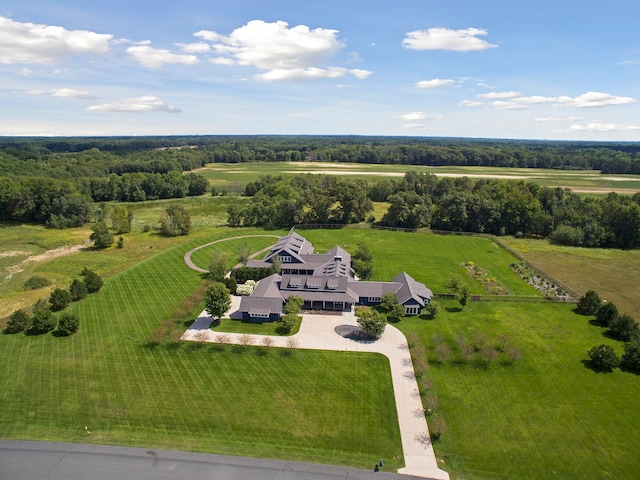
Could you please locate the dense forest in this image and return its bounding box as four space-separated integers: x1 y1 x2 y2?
0 136 639 248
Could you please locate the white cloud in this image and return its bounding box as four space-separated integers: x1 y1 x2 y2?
195 20 369 81
0 15 113 64
415 78 455 89
25 88 96 99
555 91 635 108
177 42 211 54
478 91 521 99
567 122 640 132
403 123 426 129
535 116 582 122
469 91 635 109
395 112 427 121
459 100 485 107
127 45 199 68
87 96 181 113
402 27 497 52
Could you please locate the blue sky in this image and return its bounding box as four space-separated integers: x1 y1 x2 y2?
1 0 639 139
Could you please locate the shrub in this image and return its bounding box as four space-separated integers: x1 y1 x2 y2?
587 344 620 372
609 315 639 342
49 288 72 311
57 312 80 336
90 221 113 249
551 225 584 246
621 342 640 373
424 300 441 318
30 301 56 334
69 279 88 302
23 276 50 290
280 313 298 333
81 268 103 293
595 302 618 327
577 290 602 315
5 309 30 333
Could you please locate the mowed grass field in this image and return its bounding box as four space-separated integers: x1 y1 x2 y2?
0 230 402 469
500 237 640 318
197 161 640 195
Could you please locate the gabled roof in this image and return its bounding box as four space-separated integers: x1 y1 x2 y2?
392 272 433 307
264 232 313 262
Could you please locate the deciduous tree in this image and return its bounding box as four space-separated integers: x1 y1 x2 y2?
204 283 231 320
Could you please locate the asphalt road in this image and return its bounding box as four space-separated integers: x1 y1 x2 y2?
0 441 423 480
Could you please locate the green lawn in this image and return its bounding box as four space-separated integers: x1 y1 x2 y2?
396 300 640 480
188 235 280 271
0 230 402 470
298 228 539 295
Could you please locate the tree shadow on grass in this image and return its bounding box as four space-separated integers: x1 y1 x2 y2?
446 307 462 313
581 359 616 374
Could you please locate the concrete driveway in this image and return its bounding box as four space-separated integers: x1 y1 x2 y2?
183 301 450 480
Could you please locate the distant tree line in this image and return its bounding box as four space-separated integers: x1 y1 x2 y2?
229 171 640 249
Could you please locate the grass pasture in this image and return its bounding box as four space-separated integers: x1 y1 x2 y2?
398 301 640 480
196 162 640 195
0 230 402 470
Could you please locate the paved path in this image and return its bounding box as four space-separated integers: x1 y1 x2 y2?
182 303 450 480
183 235 280 273
0 440 421 480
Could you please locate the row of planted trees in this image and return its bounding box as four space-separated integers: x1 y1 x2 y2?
577 291 640 372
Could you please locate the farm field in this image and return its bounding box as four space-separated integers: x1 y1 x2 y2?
196 161 640 195
500 237 640 318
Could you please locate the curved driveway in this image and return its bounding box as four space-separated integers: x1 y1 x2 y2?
183 300 450 480
183 234 280 273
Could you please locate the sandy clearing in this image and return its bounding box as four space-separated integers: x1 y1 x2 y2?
0 251 31 258
559 186 639 194
22 244 85 264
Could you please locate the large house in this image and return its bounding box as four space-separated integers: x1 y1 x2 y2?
238 232 432 322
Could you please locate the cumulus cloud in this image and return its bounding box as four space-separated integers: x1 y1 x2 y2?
566 122 640 132
0 15 113 64
469 90 635 109
87 96 181 113
395 112 427 121
459 100 485 107
194 20 370 81
402 27 497 52
26 88 96 99
477 91 521 99
177 42 211 54
415 78 455 89
127 45 199 68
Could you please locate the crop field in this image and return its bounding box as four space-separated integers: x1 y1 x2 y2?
196 161 640 195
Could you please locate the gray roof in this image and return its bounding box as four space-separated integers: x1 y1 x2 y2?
264 232 313 262
239 296 283 316
392 272 433 307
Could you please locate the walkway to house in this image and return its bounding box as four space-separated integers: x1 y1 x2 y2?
182 300 450 480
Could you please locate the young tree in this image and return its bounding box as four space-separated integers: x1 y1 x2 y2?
208 251 227 281
69 279 88 301
110 205 132 234
280 313 298 333
90 221 113 249
159 205 191 236
204 283 231 320
587 344 620 372
424 300 441 318
380 292 398 312
577 290 602 315
30 300 56 334
6 309 30 334
352 243 373 280
595 302 618 327
81 268 103 293
621 342 640 373
49 288 72 311
284 295 304 315
355 306 387 338
237 243 252 265
226 204 244 227
57 312 80 336
610 315 639 342
458 286 471 308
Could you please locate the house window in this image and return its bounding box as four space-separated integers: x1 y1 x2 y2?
280 255 292 263
251 311 270 319
368 297 381 303
405 306 419 315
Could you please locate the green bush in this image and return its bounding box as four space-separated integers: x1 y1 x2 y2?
5 309 30 334
49 288 72 311
57 312 80 336
29 302 56 334
587 344 620 372
81 268 103 293
69 279 88 301
23 276 50 290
